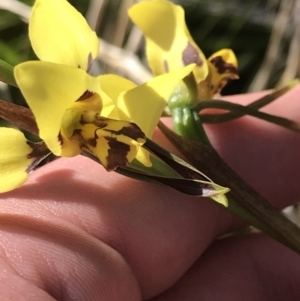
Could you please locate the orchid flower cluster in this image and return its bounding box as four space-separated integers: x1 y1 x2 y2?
2 0 300 254
0 0 237 202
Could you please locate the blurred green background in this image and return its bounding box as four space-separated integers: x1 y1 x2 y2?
0 0 299 104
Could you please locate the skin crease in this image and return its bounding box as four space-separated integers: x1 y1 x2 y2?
0 85 299 300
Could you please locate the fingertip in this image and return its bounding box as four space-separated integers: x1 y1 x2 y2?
151 234 300 301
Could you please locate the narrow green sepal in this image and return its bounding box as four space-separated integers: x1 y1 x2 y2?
118 165 229 200
82 140 229 202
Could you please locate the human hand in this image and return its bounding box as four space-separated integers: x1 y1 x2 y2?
0 85 300 300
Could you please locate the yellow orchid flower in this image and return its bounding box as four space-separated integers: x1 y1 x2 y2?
15 0 194 160
129 0 239 100
1 0 194 192
14 0 120 162
97 72 199 166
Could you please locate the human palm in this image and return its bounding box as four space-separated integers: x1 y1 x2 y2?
1 86 300 301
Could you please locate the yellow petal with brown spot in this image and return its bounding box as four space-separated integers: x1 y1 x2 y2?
14 61 102 156
208 49 239 96
129 0 208 83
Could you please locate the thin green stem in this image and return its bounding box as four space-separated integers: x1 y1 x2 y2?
194 99 300 133
201 79 298 124
0 59 17 87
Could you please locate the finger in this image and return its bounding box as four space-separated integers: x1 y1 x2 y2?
1 86 299 299
0 205 141 300
207 84 300 208
0 156 228 299
150 233 300 301
0 256 57 301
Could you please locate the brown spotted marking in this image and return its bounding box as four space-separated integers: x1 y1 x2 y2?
87 137 97 147
80 114 108 129
182 42 203 67
81 115 146 141
70 129 87 149
209 56 238 76
113 124 146 141
92 115 111 129
78 53 93 72
87 53 93 73
93 116 146 140
26 141 50 159
214 80 228 95
58 132 63 146
86 128 98 148
77 90 95 101
105 137 131 170
72 129 82 137
26 141 52 173
100 126 145 142
163 59 169 72
79 114 145 170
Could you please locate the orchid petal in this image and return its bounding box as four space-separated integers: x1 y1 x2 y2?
30 0 99 71
208 49 239 95
60 93 103 157
116 65 194 167
98 74 136 119
80 119 146 170
0 128 34 192
98 74 136 103
129 0 208 83
118 64 195 138
98 74 152 167
14 61 101 155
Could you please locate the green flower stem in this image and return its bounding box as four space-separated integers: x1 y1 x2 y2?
168 72 212 144
170 106 210 144
195 99 300 133
200 79 299 124
0 59 17 87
